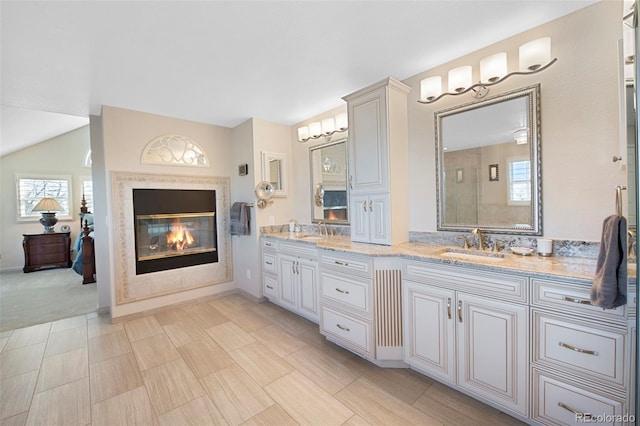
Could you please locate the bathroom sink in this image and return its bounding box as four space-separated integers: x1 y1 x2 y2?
297 234 325 241
439 248 507 262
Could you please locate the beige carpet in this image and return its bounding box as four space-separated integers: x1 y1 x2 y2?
0 268 98 332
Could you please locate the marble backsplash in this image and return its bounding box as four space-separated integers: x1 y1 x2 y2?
260 224 602 258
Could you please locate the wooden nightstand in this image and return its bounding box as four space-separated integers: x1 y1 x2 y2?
23 232 71 273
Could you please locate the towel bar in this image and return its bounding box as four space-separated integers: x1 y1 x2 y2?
614 185 627 217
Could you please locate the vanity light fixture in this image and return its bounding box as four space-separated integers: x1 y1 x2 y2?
297 112 348 143
418 37 557 104
513 128 528 144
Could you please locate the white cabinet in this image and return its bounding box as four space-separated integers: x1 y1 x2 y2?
350 193 390 245
278 253 319 321
403 281 456 384
343 77 410 245
318 250 374 358
261 238 319 323
529 277 633 425
402 260 529 417
456 292 528 415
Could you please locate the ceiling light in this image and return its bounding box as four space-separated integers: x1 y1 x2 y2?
513 128 528 144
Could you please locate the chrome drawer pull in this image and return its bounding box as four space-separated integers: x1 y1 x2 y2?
335 288 350 295
334 260 350 266
266 285 274 290
447 297 452 320
558 402 592 419
562 296 591 305
265 261 273 265
559 342 598 356
457 300 463 323
336 324 350 332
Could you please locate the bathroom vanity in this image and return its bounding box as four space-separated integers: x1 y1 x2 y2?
261 233 636 425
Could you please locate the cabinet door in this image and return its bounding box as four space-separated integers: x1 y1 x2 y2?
278 255 297 311
368 194 390 245
403 280 456 384
348 87 388 192
456 293 529 416
298 259 319 321
350 194 370 243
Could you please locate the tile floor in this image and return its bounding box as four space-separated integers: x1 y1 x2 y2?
0 293 524 425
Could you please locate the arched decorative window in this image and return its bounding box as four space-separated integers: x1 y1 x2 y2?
141 134 209 167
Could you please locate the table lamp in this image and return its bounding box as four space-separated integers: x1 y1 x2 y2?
32 198 63 232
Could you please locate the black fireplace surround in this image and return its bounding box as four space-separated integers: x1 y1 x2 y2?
133 189 218 275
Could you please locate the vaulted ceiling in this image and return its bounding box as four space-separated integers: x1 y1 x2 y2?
1 0 598 156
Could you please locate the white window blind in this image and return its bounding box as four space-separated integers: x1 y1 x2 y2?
16 175 72 219
81 178 94 212
508 160 531 204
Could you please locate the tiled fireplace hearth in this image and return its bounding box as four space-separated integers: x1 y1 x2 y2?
112 172 232 304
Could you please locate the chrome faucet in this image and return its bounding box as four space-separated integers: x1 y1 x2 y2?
318 221 328 237
471 228 486 250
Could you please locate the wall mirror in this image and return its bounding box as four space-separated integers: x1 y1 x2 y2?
261 151 287 197
436 85 541 235
622 6 637 232
309 139 348 224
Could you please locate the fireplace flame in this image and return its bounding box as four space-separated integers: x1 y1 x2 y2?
166 219 194 251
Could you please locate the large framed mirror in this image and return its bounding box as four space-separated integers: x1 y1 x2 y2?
435 85 541 235
309 139 348 224
262 151 287 197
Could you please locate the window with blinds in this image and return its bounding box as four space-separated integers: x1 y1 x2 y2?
508 159 531 205
81 178 94 212
16 175 72 220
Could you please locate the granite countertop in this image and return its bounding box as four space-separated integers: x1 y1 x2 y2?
263 232 638 282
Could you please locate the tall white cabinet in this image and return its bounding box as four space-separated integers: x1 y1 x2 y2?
343 77 410 245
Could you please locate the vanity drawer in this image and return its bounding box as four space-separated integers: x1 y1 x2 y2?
262 238 278 251
320 271 371 316
531 368 625 426
320 306 372 356
532 278 626 321
319 250 372 278
262 252 277 274
533 310 626 388
279 241 317 259
402 260 528 303
263 273 278 299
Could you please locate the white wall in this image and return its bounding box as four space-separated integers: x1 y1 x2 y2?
0 126 91 270
96 106 237 318
286 2 622 243
230 119 260 298
403 1 624 241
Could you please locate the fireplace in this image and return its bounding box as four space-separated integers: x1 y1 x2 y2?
323 190 347 221
133 189 218 275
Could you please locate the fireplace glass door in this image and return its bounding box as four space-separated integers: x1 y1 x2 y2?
135 213 216 261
